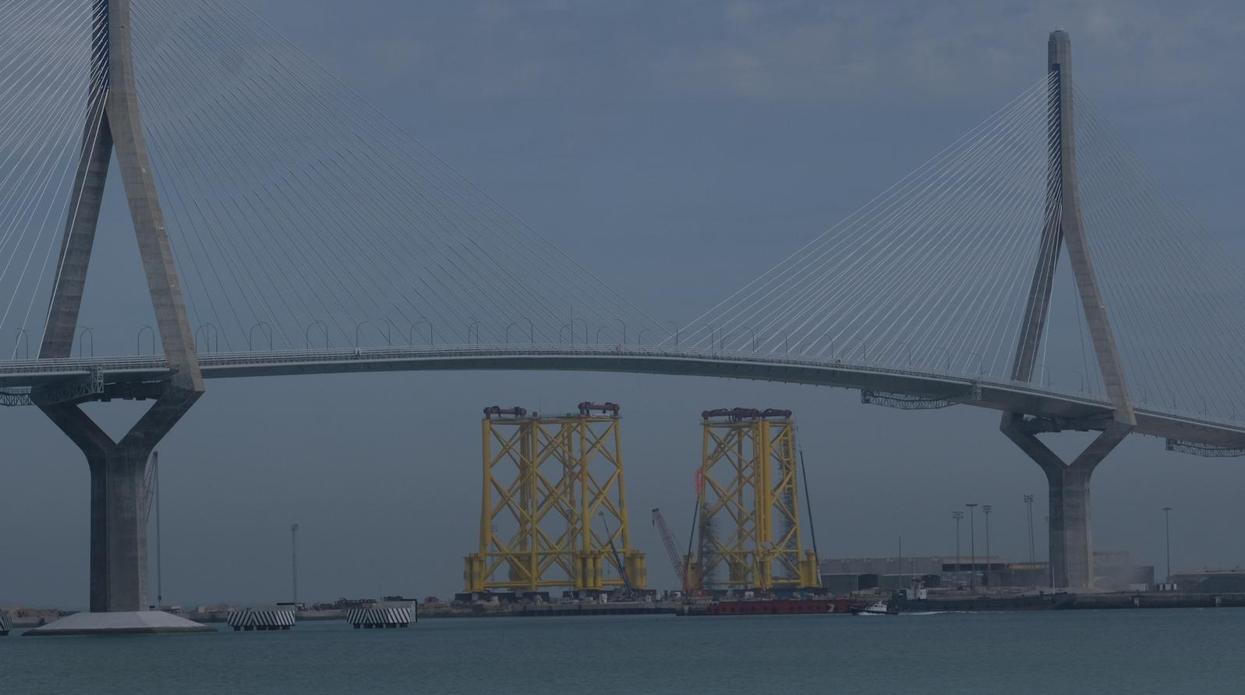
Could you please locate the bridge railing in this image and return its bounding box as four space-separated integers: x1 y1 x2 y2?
7 344 1245 435
0 342 1103 402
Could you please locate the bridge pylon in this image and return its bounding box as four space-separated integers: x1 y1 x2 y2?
1000 30 1135 591
29 0 205 629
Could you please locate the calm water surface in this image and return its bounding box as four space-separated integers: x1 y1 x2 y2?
1 609 1242 694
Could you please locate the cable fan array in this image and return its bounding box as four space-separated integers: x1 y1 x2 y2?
676 74 1062 383
1075 84 1245 423
0 0 99 359
122 0 661 353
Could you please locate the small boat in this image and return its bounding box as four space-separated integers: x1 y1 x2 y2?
851 600 897 616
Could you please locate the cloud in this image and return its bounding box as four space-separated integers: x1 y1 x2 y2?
342 0 1245 109
649 0 1245 103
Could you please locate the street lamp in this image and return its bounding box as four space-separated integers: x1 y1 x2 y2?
966 504 978 590
983 505 992 587
1162 507 1173 584
291 523 300 606
898 536 904 589
952 511 964 577
1024 494 1036 563
1045 514 1052 588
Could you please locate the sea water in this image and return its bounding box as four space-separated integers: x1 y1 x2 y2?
1 609 1241 694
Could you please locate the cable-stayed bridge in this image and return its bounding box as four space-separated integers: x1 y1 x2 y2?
3 0 1244 624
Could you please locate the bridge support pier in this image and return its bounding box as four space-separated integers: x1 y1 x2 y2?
1001 414 1130 590
998 31 1136 593
36 387 200 615
21 0 212 636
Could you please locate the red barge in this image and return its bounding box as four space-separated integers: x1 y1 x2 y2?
680 597 856 616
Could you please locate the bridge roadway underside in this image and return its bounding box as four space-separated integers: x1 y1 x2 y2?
5 347 1241 597
3 347 1242 448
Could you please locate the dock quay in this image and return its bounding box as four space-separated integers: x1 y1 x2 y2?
899 592 1245 612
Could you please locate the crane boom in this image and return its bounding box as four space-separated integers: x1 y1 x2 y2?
651 508 684 584
140 452 158 527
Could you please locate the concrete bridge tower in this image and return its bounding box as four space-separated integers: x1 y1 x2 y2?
1000 30 1135 591
27 0 208 634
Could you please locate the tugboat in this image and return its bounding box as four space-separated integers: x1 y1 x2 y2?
851 599 898 616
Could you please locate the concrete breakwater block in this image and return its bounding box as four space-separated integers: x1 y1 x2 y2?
24 611 214 636
347 605 415 629
226 607 297 632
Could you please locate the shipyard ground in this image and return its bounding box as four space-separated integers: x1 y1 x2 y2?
10 592 1245 632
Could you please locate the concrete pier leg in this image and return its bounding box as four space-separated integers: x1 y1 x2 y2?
40 388 199 612
87 444 152 612
1001 414 1129 590
1043 460 1094 590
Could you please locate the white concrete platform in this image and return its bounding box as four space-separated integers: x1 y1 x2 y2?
24 611 215 636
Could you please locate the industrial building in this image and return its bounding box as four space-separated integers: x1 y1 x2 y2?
1093 552 1154 591
820 551 1153 593
1168 570 1245 593
821 557 950 595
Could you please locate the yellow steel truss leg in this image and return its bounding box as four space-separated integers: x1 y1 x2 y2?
466 404 645 594
695 408 818 592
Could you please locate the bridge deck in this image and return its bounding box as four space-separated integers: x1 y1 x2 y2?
1 346 1241 449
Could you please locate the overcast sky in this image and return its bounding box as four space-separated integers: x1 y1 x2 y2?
4 0 1245 609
